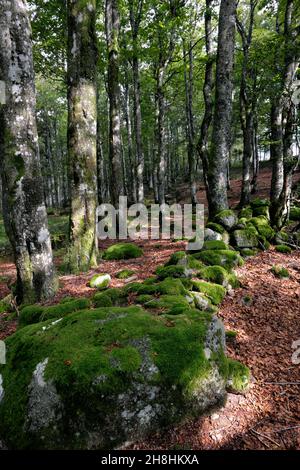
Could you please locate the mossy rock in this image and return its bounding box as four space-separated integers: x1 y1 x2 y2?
239 248 258 258
250 198 270 208
205 222 226 234
275 245 292 254
226 359 250 394
239 207 253 220
93 288 127 308
19 298 91 328
203 228 222 242
89 274 111 290
144 295 192 315
275 230 289 244
289 206 300 221
192 280 226 305
232 228 259 249
271 265 290 279
214 210 238 232
190 292 216 313
192 250 244 271
252 205 270 219
165 251 186 266
248 216 275 241
202 240 229 251
103 243 143 260
198 266 239 288
116 269 135 280
135 294 154 305
155 265 191 280
0 307 231 449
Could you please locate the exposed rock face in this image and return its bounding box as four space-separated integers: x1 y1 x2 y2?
204 228 223 242
214 210 238 232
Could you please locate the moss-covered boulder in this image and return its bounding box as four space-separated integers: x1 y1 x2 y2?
239 248 258 258
250 198 270 209
155 265 192 280
192 250 244 271
0 306 236 449
19 298 91 328
202 240 229 251
239 207 253 220
116 269 135 280
89 274 111 290
271 265 290 279
232 228 259 249
198 266 239 288
204 228 223 242
103 243 143 260
275 245 292 254
226 359 250 394
214 210 238 232
192 280 226 305
248 216 275 241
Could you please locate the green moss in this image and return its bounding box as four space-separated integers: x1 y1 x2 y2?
59 296 76 304
239 248 257 258
103 243 143 260
192 250 244 271
165 251 186 266
135 294 154 304
19 298 91 327
205 222 226 234
156 265 188 280
115 269 135 279
214 210 238 230
227 359 250 393
252 205 270 218
92 293 113 307
198 265 238 288
248 216 275 241
192 280 226 305
144 295 191 315
89 274 111 289
239 207 253 219
226 330 238 339
275 245 292 254
202 240 228 251
271 265 290 279
93 287 126 307
0 306 217 448
250 198 270 208
289 206 300 221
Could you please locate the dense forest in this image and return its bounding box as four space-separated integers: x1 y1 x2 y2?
0 0 299 453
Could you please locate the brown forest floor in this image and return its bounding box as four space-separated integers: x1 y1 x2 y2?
0 165 300 449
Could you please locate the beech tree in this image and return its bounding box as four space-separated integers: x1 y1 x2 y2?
0 0 57 303
205 0 238 218
67 0 98 272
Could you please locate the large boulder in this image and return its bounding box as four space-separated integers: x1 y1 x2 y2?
89 274 111 290
232 229 259 249
214 210 238 232
0 306 232 450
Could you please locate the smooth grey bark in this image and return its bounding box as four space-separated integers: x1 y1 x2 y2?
237 0 256 207
129 0 144 203
270 0 299 227
0 0 57 303
207 0 238 218
183 39 198 206
106 0 124 208
67 0 98 272
198 0 214 200
123 64 137 204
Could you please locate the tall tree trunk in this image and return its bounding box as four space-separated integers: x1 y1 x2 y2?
123 66 136 204
67 0 98 272
0 0 57 303
106 0 124 208
198 0 214 199
206 0 238 218
183 39 197 207
155 67 167 205
237 0 256 207
129 1 145 203
270 0 299 227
